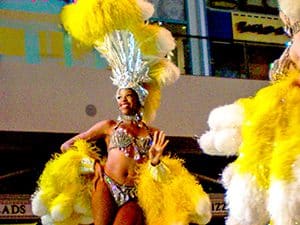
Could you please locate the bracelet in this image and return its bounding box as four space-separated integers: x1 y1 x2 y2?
148 160 170 182
79 157 95 175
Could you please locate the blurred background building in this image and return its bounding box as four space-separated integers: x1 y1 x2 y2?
0 0 285 224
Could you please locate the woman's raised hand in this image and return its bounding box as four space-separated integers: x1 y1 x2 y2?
149 131 169 166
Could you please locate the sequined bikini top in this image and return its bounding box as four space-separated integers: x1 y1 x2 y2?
109 122 152 161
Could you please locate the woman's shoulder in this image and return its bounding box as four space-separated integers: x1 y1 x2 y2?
102 119 118 126
146 125 160 133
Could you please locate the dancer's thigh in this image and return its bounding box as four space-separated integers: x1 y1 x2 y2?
113 201 145 225
92 178 117 225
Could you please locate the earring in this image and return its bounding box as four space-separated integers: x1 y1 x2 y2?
280 11 293 37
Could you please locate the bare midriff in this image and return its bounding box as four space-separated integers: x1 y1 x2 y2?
104 147 147 186
101 121 151 186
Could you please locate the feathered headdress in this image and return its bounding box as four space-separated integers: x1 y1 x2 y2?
60 0 180 122
94 30 152 106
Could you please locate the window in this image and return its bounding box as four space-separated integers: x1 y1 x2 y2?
210 41 284 80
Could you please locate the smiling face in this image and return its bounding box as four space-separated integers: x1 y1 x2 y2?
116 88 141 116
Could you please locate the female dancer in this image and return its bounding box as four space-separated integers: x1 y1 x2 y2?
60 87 168 225
31 1 212 224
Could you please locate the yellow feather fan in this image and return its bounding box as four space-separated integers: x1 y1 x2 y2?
137 156 212 225
233 69 300 188
31 140 99 225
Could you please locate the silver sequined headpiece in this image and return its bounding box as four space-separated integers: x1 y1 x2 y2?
95 30 152 106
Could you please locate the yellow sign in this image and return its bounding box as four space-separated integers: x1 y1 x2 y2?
231 12 289 44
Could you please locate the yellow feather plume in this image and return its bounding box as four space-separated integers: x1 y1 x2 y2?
137 156 211 225
142 59 180 122
234 69 300 188
61 0 144 46
34 140 98 224
142 83 161 123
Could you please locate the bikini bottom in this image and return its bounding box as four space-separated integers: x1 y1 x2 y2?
103 173 137 207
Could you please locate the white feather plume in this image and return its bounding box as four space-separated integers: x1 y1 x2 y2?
41 214 53 225
223 173 269 225
156 27 176 56
31 190 47 217
208 103 244 130
198 131 219 155
156 59 180 86
268 156 300 225
213 128 242 156
137 0 155 20
198 128 241 156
